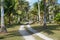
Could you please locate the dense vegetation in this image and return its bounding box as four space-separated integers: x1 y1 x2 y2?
0 0 60 32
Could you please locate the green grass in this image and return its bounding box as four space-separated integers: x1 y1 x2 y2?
31 24 60 40
0 24 43 40
0 24 60 40
0 25 24 40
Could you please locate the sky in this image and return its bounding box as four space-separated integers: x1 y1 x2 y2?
58 0 60 4
26 0 38 6
26 0 60 6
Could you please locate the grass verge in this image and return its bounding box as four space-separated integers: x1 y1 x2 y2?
0 25 24 40
31 24 60 40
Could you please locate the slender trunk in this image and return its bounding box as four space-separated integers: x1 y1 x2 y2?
1 0 7 33
25 11 27 21
17 15 20 23
52 6 55 23
49 14 52 23
49 6 51 23
38 0 40 22
24 10 28 21
8 12 11 25
43 0 47 28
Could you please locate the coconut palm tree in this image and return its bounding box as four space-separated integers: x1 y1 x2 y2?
1 0 7 32
38 0 40 22
43 0 47 28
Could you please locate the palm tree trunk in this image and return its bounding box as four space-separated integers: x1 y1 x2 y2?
38 0 40 22
1 0 7 33
48 6 52 23
8 12 11 25
17 16 20 23
43 0 47 28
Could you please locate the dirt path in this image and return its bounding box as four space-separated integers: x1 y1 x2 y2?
19 25 53 40
19 25 36 40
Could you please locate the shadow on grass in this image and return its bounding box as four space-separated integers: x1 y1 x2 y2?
32 25 60 35
0 30 21 39
0 30 35 39
0 24 24 39
0 24 60 39
6 24 20 28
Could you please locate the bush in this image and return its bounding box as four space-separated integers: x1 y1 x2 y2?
54 13 60 24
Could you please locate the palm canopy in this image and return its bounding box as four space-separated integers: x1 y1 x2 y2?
4 0 16 15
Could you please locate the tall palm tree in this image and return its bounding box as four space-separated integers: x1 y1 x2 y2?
31 0 45 23
1 0 7 32
43 0 47 28
38 0 40 22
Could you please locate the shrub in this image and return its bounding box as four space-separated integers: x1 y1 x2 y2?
54 13 60 24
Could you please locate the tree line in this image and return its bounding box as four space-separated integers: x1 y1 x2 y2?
0 0 60 33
